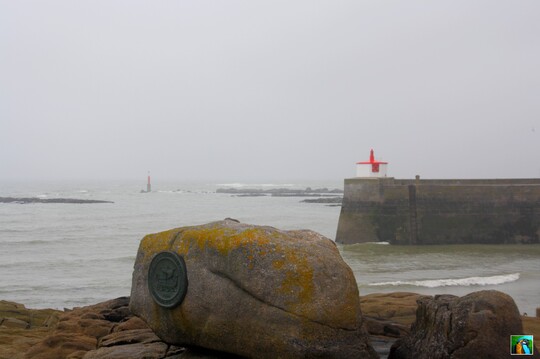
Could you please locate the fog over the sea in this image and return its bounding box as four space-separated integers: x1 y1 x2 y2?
1 1 539 182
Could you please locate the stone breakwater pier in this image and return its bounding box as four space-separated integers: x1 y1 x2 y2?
336 177 540 245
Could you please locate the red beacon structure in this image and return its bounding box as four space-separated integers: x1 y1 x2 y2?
356 149 388 178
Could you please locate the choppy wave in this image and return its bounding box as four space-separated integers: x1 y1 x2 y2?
1 237 71 245
0 255 136 268
216 183 295 188
156 189 213 194
368 273 520 288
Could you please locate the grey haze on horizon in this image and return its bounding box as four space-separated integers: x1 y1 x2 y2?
1 1 539 182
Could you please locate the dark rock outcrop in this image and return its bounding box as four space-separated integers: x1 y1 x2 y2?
130 219 377 359
301 197 343 204
389 290 539 359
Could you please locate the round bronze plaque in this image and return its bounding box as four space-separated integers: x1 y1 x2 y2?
148 251 188 308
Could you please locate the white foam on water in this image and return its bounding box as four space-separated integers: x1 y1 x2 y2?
369 273 520 288
216 183 254 188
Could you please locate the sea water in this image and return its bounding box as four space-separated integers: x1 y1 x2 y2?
340 243 540 316
0 180 538 315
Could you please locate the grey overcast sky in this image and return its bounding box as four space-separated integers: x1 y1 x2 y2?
1 1 539 182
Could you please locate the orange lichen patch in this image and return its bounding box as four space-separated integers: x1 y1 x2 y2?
173 227 274 257
145 224 316 307
277 250 315 313
272 259 285 270
140 228 181 257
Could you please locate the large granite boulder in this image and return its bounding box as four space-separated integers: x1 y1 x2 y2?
389 290 538 359
130 219 377 358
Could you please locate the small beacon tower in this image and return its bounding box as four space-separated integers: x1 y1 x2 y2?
147 172 152 193
356 149 388 178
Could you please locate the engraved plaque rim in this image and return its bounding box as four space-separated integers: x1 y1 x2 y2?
147 251 188 309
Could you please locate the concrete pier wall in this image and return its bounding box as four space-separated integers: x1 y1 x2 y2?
335 178 540 245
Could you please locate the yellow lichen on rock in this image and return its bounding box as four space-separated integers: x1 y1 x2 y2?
140 228 179 255
175 226 272 256
130 220 375 358
277 250 314 310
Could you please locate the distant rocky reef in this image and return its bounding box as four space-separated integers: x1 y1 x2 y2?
0 197 114 204
301 197 343 204
217 186 342 196
217 187 343 205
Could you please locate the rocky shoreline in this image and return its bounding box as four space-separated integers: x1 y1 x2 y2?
3 221 538 358
0 294 418 359
1 293 538 359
